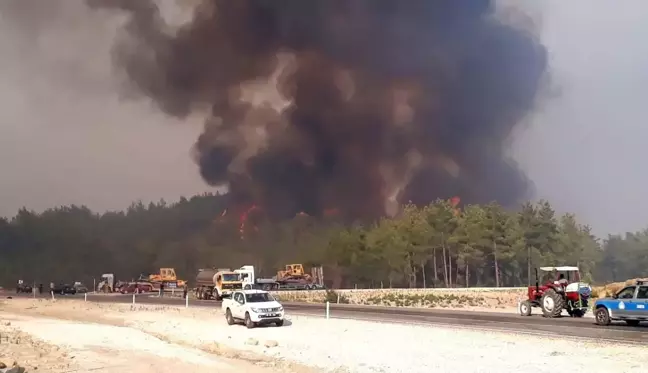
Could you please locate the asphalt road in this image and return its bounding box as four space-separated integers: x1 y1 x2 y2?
4 291 647 344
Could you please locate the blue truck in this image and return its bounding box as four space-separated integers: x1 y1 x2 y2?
594 280 648 326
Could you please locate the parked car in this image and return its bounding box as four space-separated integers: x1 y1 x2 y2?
119 282 153 294
16 284 33 294
52 284 77 295
594 280 648 326
73 282 89 293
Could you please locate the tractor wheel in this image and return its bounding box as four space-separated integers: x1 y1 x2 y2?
595 307 611 326
540 289 565 318
625 320 640 327
519 300 532 316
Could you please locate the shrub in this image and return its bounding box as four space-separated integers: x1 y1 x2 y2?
324 289 349 304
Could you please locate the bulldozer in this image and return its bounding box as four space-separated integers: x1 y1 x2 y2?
277 264 311 281
274 263 324 290
142 268 186 290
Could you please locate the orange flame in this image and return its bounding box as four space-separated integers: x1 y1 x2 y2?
324 207 340 216
239 204 261 239
450 196 460 216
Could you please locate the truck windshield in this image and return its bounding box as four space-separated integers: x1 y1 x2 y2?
222 274 240 282
246 293 274 303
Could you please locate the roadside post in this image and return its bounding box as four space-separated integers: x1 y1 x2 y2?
132 293 135 305
326 301 330 319
84 293 87 302
50 290 54 301
185 294 189 308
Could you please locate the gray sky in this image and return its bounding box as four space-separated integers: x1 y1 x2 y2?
1 1 647 237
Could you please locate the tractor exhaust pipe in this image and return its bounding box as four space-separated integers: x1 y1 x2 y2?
535 268 539 293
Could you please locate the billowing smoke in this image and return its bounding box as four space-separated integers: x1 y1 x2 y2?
88 0 548 220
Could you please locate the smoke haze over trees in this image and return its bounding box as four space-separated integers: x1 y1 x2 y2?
0 194 644 288
1 1 648 286
87 0 548 220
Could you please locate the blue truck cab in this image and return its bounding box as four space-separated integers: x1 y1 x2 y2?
594 280 648 326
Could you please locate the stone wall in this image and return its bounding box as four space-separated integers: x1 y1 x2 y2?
271 288 527 309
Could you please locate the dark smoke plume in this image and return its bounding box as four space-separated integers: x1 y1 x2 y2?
89 0 548 220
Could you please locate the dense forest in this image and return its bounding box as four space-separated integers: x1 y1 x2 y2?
0 193 646 288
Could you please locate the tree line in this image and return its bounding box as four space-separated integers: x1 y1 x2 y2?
0 193 645 288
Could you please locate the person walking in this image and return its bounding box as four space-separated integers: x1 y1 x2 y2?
182 284 188 299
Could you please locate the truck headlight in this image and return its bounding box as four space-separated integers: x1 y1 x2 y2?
250 307 259 313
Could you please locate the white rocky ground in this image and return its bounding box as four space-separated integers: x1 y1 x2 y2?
0 300 308 373
1 298 646 373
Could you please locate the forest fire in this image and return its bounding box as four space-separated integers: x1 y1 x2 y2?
91 0 548 220
239 204 261 239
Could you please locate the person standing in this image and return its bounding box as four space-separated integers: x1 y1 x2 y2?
38 284 43 294
159 282 165 297
182 284 188 299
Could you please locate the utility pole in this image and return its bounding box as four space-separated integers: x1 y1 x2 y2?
527 246 531 286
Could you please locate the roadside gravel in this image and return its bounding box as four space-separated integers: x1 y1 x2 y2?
2 299 645 373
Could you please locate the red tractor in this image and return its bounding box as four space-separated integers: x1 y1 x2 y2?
519 266 592 318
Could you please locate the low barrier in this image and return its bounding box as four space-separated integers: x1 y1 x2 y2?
270 287 526 309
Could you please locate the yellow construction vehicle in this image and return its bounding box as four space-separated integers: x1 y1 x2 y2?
277 264 310 281
194 268 243 300
143 268 186 290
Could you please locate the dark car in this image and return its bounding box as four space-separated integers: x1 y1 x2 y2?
73 283 89 293
16 284 33 294
120 282 153 294
52 284 77 295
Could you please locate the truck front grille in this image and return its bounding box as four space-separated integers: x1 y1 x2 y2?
259 307 281 313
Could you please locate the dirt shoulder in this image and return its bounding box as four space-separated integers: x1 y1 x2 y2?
3 297 645 373
0 299 318 373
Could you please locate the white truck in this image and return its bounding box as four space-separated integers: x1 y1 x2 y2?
234 265 279 290
222 289 285 328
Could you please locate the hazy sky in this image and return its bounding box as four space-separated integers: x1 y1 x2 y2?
1 1 647 237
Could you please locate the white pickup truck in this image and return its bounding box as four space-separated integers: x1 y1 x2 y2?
222 289 285 328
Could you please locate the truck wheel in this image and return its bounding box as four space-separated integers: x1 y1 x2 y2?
244 284 251 290
595 307 611 326
540 289 564 318
275 320 284 327
244 312 255 329
519 300 532 316
625 320 640 327
225 309 235 325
